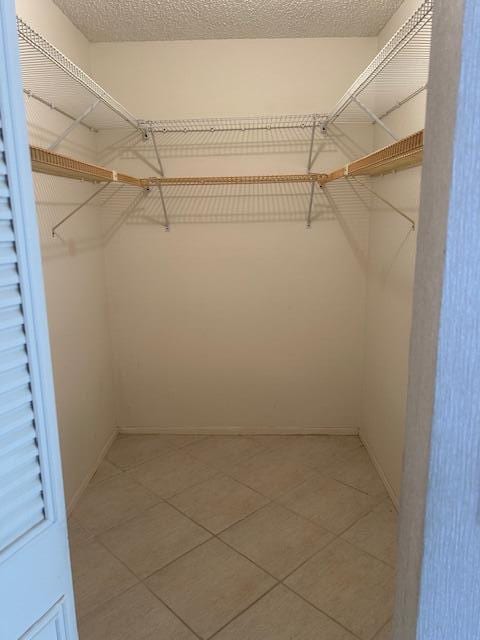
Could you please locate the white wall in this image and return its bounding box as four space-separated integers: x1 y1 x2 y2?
360 0 427 502
15 0 424 497
90 37 377 433
15 0 117 506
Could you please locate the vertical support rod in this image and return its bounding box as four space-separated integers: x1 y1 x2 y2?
351 95 399 141
150 128 165 176
49 99 100 150
306 180 316 228
307 114 317 172
150 127 169 229
52 181 109 237
157 185 170 231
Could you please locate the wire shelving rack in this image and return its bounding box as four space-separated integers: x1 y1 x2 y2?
17 16 139 132
327 0 433 129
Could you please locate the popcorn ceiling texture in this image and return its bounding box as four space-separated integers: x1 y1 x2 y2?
52 0 404 42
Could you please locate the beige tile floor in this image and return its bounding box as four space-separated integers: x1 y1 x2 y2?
70 434 397 640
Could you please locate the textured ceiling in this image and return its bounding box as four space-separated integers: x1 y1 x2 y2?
52 0 405 42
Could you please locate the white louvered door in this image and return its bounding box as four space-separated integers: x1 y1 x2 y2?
0 2 78 639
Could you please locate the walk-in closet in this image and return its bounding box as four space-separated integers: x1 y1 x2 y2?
1 0 436 638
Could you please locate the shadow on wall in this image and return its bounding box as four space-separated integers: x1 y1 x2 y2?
96 122 369 166
34 175 372 273
28 104 373 267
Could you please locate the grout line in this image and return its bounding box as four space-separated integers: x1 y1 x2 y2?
165 477 272 531
72 435 394 638
206 582 280 639
276 537 338 584
336 536 398 571
107 444 181 473
139 531 281 640
142 580 204 640
219 527 334 583
76 538 142 621
159 498 340 591
129 470 222 503
280 582 364 640
80 465 124 490
140 536 215 580
93 500 172 540
92 534 205 639
152 495 373 639
74 486 165 539
163 470 225 501
179 435 271 469
262 480 378 540
219 465 320 505
375 617 393 639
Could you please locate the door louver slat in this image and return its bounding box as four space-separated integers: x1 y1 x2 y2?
0 119 46 553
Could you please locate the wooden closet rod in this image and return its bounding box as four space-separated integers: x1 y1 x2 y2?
30 130 424 188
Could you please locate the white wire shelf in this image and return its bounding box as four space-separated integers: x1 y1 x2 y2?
327 0 433 126
106 177 369 237
139 114 327 134
128 181 335 226
17 16 139 131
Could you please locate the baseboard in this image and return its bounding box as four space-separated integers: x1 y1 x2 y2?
359 433 400 510
67 428 118 514
118 425 359 436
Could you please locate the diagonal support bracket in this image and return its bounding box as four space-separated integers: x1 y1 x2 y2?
49 99 100 150
52 181 109 237
351 95 398 141
348 175 415 229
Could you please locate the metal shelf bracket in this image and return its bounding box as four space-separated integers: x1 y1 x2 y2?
49 100 100 150
52 181 109 237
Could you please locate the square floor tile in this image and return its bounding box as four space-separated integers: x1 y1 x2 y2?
169 474 268 534
146 538 276 639
107 435 176 470
278 475 379 534
183 436 265 472
99 502 211 578
71 540 138 620
227 446 318 499
90 459 121 486
342 500 398 566
374 620 392 640
214 584 357 640
129 449 218 498
78 583 197 640
325 447 388 497
220 503 334 579
275 435 362 470
72 474 160 535
285 539 395 640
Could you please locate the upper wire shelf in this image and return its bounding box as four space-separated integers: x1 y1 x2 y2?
139 114 327 134
17 16 139 132
327 0 433 127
